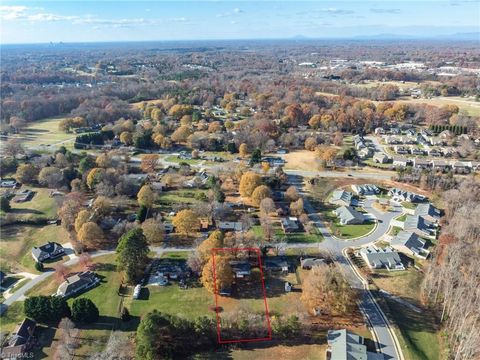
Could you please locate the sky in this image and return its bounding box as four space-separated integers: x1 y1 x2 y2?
1 1 479 44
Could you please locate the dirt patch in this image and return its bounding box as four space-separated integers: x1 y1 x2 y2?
281 151 318 171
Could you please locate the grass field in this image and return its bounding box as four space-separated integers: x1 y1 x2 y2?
370 266 441 360
250 225 322 244
7 187 59 221
0 224 68 273
0 301 24 332
0 117 75 149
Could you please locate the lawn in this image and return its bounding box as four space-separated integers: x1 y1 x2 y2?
6 187 59 222
250 225 322 244
379 296 441 360
395 214 407 222
0 224 68 273
370 268 441 360
0 116 75 149
401 202 417 210
0 301 24 332
164 155 205 165
156 188 207 213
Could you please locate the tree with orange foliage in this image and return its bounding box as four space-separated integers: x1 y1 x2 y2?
141 154 159 173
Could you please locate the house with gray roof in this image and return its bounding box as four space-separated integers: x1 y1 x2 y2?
229 261 251 278
373 152 389 164
360 245 405 271
414 203 441 223
217 221 244 232
329 190 353 206
31 242 65 263
280 217 300 233
326 329 383 360
391 231 430 259
334 206 365 225
56 271 99 298
388 188 425 203
403 215 436 238
300 258 325 270
351 184 380 196
1 318 36 360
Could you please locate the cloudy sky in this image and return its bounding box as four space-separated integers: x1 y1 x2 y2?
1 1 479 44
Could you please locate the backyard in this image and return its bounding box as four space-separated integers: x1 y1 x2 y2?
0 224 68 273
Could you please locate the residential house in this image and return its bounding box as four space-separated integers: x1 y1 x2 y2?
374 127 385 135
300 258 325 270
31 242 65 263
334 206 365 225
428 148 442 157
394 146 410 155
391 231 430 259
0 179 17 188
326 329 384 360
412 158 430 169
431 160 450 172
329 190 353 206
451 161 470 174
373 152 389 164
0 318 36 360
230 261 251 278
411 148 425 156
13 190 34 203
351 184 380 196
403 215 436 238
388 188 425 203
392 156 410 167
414 203 441 223
360 246 405 271
384 135 401 145
56 271 99 297
263 257 289 273
280 217 300 233
217 221 244 232
358 147 373 159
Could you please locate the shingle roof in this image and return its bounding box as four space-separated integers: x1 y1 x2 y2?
335 206 365 223
414 203 440 220
392 231 426 252
330 190 353 204
404 215 428 231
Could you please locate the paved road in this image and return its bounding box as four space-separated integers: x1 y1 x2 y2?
289 174 402 360
284 168 394 180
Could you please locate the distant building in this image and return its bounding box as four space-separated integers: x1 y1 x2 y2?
388 188 425 203
217 221 244 232
373 152 389 164
263 257 289 273
334 206 365 225
326 329 384 360
392 156 410 167
31 242 65 263
351 184 380 196
360 246 405 271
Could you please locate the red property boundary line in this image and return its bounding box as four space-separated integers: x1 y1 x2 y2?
211 247 272 344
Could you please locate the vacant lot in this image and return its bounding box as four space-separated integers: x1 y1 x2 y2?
0 224 68 273
281 150 319 171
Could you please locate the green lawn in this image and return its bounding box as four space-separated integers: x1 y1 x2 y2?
401 202 417 210
164 155 204 165
331 221 376 239
0 301 24 332
396 214 407 222
381 297 440 360
6 187 59 222
0 224 68 273
250 225 322 244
